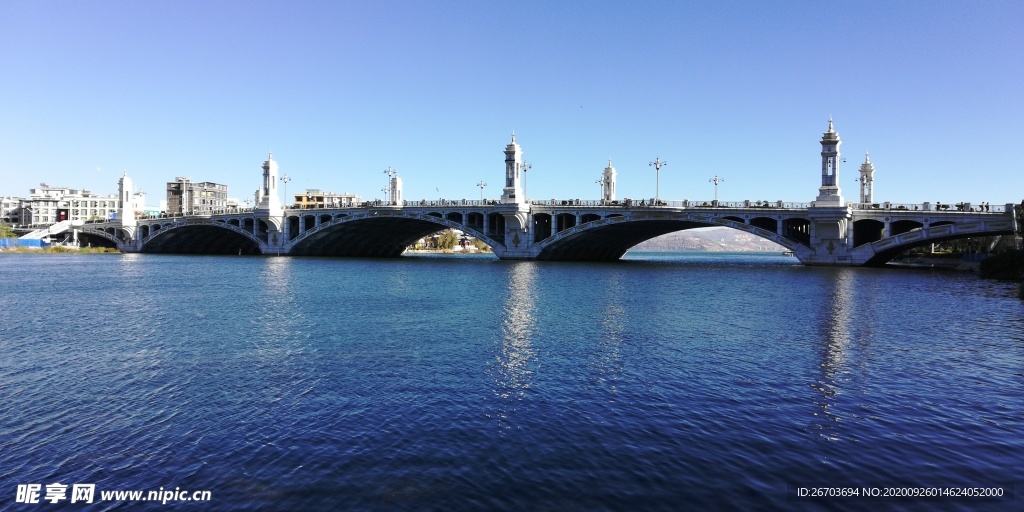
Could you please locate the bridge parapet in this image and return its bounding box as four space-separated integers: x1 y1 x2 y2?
850 201 1010 213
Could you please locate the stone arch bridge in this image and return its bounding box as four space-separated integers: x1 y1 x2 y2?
75 199 1019 267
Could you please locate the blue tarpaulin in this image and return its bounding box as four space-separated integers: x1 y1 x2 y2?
1 238 50 248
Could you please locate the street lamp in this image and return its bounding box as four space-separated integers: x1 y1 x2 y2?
649 157 667 204
709 175 724 202
476 181 487 201
521 161 532 196
279 174 292 208
596 178 604 202
383 167 396 204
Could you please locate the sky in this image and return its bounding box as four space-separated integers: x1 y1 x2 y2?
2 0 1022 207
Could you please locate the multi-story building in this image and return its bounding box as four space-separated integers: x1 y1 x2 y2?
1 197 24 225
14 183 146 226
292 189 363 208
166 177 228 214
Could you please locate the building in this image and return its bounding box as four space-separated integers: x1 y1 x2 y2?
13 183 146 227
166 177 228 215
1 197 23 225
292 189 363 208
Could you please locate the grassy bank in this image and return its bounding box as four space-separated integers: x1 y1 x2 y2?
0 246 120 254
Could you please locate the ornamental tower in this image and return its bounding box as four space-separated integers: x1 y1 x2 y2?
815 119 844 206
390 173 403 205
118 170 136 226
257 152 282 213
602 160 617 201
501 132 524 204
858 152 875 204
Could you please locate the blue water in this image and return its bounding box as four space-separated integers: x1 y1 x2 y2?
1 252 1021 510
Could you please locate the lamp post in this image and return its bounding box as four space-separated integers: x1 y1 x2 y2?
649 157 667 204
521 161 532 197
709 175 724 202
279 174 292 208
476 181 487 201
596 178 604 203
383 167 396 204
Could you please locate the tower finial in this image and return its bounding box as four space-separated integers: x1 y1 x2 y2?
828 116 834 132
511 130 515 143
865 151 870 163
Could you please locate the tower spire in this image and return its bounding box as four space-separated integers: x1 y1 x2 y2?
814 119 844 206
858 151 875 204
500 134 524 203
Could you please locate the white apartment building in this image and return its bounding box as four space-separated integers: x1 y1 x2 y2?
15 183 146 226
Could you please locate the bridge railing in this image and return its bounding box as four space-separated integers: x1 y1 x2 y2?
527 199 812 209
402 199 500 207
137 208 255 220
851 202 1008 213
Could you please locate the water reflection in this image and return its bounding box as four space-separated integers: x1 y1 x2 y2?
491 262 538 408
810 268 855 441
247 257 319 417
251 257 305 355
594 270 627 397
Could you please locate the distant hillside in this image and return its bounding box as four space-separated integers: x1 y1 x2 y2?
631 227 785 252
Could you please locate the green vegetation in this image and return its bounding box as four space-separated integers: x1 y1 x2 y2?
472 239 492 252
436 230 458 251
0 222 16 239
979 249 1024 280
0 245 119 254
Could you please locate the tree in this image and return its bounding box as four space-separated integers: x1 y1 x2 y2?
472 239 491 252
437 229 458 250
0 222 16 239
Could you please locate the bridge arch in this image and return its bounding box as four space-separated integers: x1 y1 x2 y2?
749 216 778 232
285 212 502 257
857 219 1017 266
853 219 885 247
77 228 121 249
531 214 804 262
891 219 924 236
140 222 264 255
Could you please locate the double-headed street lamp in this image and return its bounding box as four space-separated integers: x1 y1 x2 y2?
709 175 724 202
521 162 532 193
279 174 292 207
649 157 667 204
383 167 397 204
477 181 487 201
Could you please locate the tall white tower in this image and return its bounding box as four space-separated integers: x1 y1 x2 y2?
256 152 282 213
602 160 617 202
858 152 875 204
501 132 524 204
390 174 403 205
118 170 136 226
815 119 844 206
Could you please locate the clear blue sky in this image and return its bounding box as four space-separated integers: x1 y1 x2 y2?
2 0 1022 206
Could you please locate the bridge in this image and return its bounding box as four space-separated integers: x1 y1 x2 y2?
68 124 1020 266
